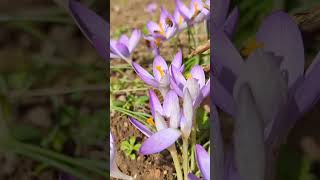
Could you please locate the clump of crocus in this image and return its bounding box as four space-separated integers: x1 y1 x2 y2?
110 29 141 64
132 50 183 97
110 133 133 180
129 59 210 180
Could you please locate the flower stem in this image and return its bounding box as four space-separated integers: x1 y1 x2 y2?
168 145 183 180
190 116 197 171
182 137 189 180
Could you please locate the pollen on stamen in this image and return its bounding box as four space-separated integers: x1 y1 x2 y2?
146 117 155 126
186 73 192 79
241 38 264 57
156 65 165 78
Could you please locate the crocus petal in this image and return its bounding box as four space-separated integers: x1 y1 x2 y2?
110 40 131 62
188 173 200 180
163 90 181 128
212 105 225 180
212 30 243 93
160 6 177 39
139 128 181 155
256 11 304 87
181 89 193 138
155 111 168 131
234 50 288 126
171 65 187 89
190 65 206 88
116 42 130 58
129 117 153 137
128 29 141 52
91 35 109 61
68 0 108 60
212 0 230 29
195 144 210 180
194 79 210 108
132 62 158 87
185 78 200 102
212 77 235 117
233 83 265 180
223 7 239 37
176 0 193 20
294 51 320 115
170 77 184 97
110 52 120 59
147 21 161 35
149 90 163 117
171 49 183 69
119 34 129 45
153 55 169 82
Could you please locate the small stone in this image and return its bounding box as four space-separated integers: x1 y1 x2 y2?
124 122 128 128
163 170 168 175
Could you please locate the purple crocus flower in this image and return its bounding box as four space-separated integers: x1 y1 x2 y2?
175 0 210 26
144 2 158 13
143 35 162 55
187 144 210 180
171 65 210 108
147 7 178 41
211 0 239 37
68 0 108 61
132 50 183 97
174 6 188 31
128 88 194 155
110 133 133 180
213 11 320 180
110 29 141 64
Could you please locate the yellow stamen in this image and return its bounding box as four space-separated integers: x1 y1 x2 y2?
186 73 192 79
156 65 165 78
159 22 166 36
179 15 183 26
241 38 264 57
147 117 155 126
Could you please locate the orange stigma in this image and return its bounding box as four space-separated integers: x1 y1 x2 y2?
147 117 155 126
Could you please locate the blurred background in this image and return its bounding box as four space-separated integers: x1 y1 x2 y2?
229 0 320 179
0 0 108 179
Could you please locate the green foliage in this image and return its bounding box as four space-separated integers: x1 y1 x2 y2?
120 136 141 160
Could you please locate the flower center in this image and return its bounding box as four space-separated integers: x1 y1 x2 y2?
241 38 264 57
191 2 201 20
155 37 162 48
158 22 166 35
179 15 183 26
147 117 155 126
156 65 165 78
186 73 192 79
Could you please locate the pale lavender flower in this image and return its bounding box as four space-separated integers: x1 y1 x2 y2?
144 2 158 13
171 65 210 108
132 50 183 96
147 7 178 41
110 29 141 63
